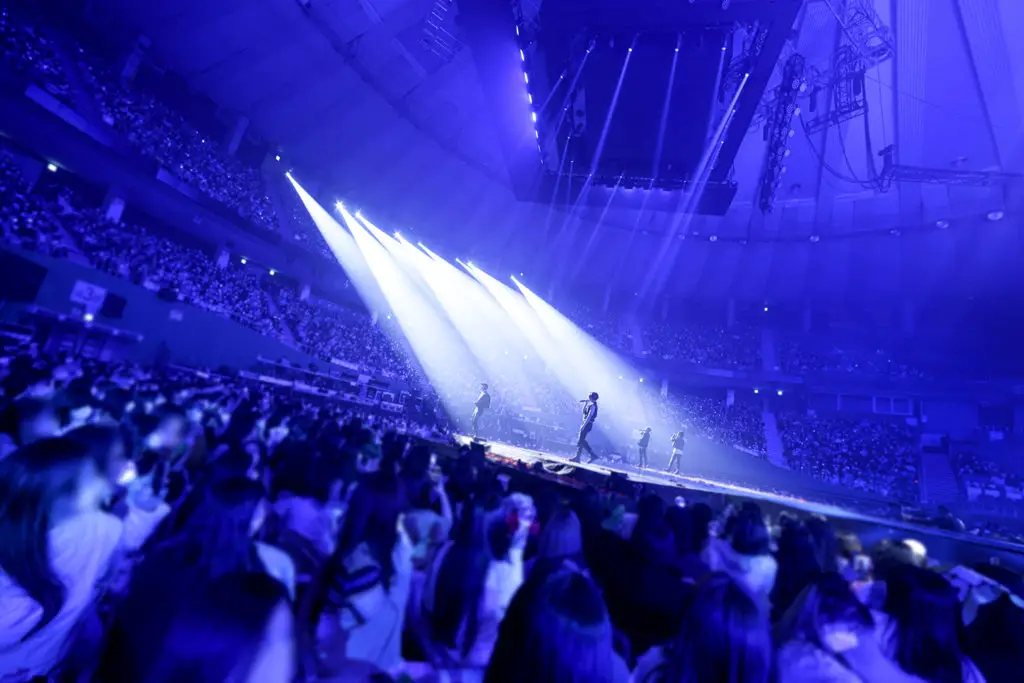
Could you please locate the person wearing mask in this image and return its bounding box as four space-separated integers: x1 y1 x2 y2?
570 393 599 464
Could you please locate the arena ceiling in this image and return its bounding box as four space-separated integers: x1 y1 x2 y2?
89 0 1024 304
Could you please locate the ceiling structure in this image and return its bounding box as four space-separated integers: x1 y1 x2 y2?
88 0 1024 304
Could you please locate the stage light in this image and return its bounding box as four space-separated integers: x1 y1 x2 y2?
763 306 769 312
394 231 401 239
528 93 533 104
269 268 276 276
777 389 783 396
754 388 759 394
524 73 529 84
639 377 644 383
520 49 525 61
936 219 949 229
240 257 247 265
275 154 281 161
531 112 537 122
83 312 94 323
335 200 343 210
987 211 1005 222
285 171 293 179
46 163 57 172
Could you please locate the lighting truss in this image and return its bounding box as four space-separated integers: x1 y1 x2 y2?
803 45 866 133
758 53 805 213
825 0 894 69
877 146 1024 192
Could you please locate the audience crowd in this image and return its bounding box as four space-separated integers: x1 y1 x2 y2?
778 411 920 502
646 320 761 371
0 346 1021 683
779 336 929 383
954 448 1024 506
72 49 278 233
0 5 67 101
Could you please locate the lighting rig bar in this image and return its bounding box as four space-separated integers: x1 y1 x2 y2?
824 0 894 69
877 146 1024 192
759 52 805 213
803 45 866 134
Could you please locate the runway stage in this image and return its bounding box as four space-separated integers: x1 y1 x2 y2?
449 435 1024 568
452 434 862 520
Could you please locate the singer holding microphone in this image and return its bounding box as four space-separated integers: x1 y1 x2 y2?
570 392 599 464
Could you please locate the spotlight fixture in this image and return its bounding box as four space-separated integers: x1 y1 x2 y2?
240 257 248 265
275 154 281 162
777 389 784 396
269 269 276 276
935 219 949 229
46 163 57 172
83 312 94 323
754 388 759 394
987 210 1005 222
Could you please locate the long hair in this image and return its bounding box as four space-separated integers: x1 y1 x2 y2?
144 477 266 579
332 470 405 590
485 567 616 683
771 521 824 620
654 572 772 683
429 503 491 657
882 564 966 683
0 437 94 637
138 572 291 683
804 516 839 574
64 423 131 481
775 572 873 652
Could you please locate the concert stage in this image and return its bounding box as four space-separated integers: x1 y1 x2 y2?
450 435 1024 570
454 434 861 518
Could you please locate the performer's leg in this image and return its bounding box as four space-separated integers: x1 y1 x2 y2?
471 407 479 436
581 429 596 463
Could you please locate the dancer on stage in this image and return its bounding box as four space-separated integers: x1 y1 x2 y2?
471 382 490 438
666 428 685 474
570 392 599 464
637 427 652 469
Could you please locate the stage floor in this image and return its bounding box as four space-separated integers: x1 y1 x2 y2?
453 434 859 520
450 435 1024 566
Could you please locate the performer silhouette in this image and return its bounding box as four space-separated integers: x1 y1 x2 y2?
637 427 652 468
666 428 685 474
471 383 490 437
570 392 599 464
